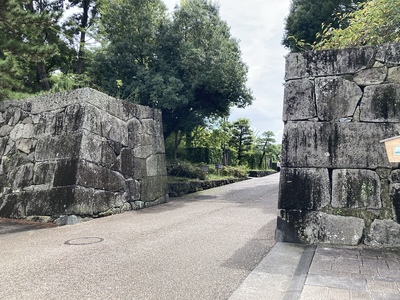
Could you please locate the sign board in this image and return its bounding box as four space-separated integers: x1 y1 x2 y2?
380 136 400 162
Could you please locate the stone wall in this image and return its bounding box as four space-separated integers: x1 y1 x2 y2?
278 43 400 246
0 88 168 221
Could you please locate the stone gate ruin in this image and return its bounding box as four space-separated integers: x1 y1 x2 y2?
278 43 400 246
0 88 168 221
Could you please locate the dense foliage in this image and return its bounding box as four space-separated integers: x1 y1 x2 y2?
314 0 400 49
283 0 367 52
91 0 253 140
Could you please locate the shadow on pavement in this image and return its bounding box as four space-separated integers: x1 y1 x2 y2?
0 218 57 235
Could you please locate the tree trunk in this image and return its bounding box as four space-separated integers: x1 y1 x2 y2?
37 61 50 91
75 0 90 74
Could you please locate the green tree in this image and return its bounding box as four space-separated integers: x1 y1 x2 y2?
63 0 101 75
314 0 400 49
163 0 253 137
90 0 170 99
283 0 367 52
229 118 253 166
0 0 59 99
91 0 253 150
256 131 276 168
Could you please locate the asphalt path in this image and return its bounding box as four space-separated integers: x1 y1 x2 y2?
0 173 280 300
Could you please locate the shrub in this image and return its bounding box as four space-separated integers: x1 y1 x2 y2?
167 160 206 180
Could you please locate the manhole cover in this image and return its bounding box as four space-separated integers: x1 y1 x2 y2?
64 237 104 245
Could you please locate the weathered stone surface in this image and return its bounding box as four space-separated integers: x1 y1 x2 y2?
366 219 400 246
119 148 135 176
376 43 400 65
278 168 330 210
0 125 13 137
15 138 37 154
285 46 375 80
146 154 167 177
387 67 400 83
54 215 81 226
315 76 362 121
140 176 168 202
9 124 34 140
126 179 141 201
68 186 126 216
24 187 75 217
76 160 125 192
390 170 400 183
79 131 103 163
389 183 400 223
53 160 78 187
9 163 34 190
35 133 82 161
283 79 316 121
282 121 396 169
353 67 388 86
101 112 128 145
0 88 168 220
300 212 365 245
332 169 381 209
33 162 56 185
81 104 102 135
360 84 400 122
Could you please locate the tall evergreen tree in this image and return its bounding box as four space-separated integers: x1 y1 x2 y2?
229 118 253 166
0 0 59 99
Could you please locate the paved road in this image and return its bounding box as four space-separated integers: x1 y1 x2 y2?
0 174 280 300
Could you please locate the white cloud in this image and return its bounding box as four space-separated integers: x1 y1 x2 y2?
163 0 292 143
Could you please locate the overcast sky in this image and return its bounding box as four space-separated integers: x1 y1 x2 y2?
163 0 291 143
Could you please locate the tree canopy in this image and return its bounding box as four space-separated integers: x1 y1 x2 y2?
282 0 367 52
91 0 253 139
229 118 253 165
0 0 60 98
314 0 400 49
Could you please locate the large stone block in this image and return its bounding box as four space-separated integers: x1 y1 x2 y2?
366 219 400 246
332 169 381 209
278 168 330 210
376 43 400 65
146 154 167 177
360 83 400 122
315 76 362 121
283 79 316 121
387 67 400 83
300 212 365 245
140 176 168 202
68 186 127 216
353 66 387 86
285 46 375 80
101 112 128 145
25 187 75 216
53 160 78 187
282 121 396 168
35 133 82 161
76 160 126 192
79 131 103 163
